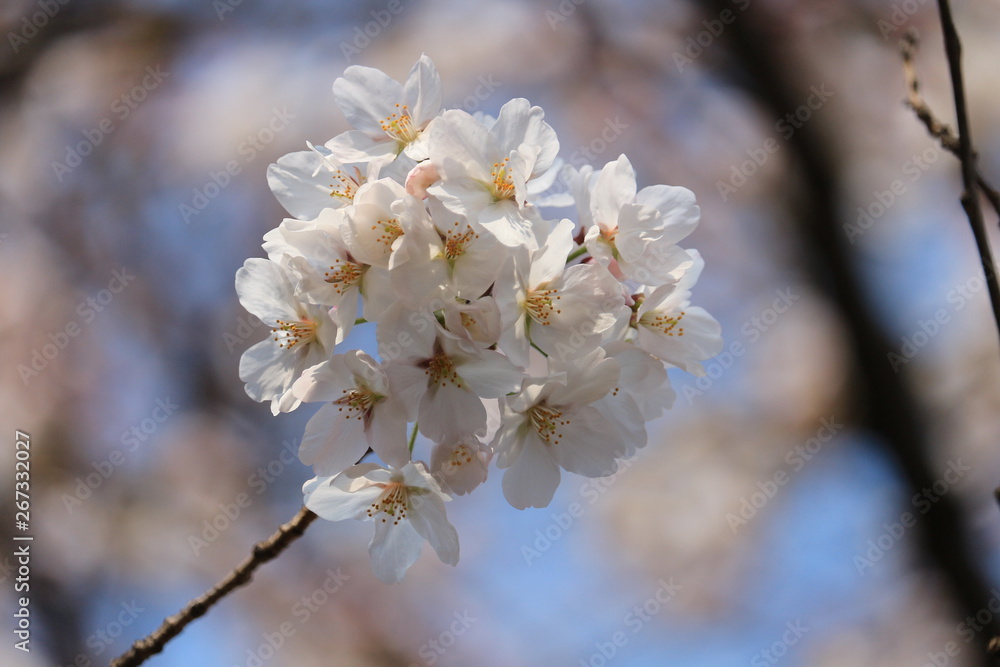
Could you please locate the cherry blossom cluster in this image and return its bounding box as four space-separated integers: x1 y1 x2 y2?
235 55 722 583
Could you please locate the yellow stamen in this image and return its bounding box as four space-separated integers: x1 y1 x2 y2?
271 318 317 350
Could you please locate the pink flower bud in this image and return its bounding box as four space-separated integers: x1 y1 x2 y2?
404 161 441 199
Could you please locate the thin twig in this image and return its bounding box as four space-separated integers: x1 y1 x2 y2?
923 1 1000 348
912 10 1000 662
900 30 1000 216
110 506 319 667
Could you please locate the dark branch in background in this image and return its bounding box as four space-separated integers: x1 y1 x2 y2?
110 506 318 667
930 0 1000 348
702 0 1000 663
901 31 1000 217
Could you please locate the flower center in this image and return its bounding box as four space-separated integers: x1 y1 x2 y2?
367 482 409 525
442 443 475 476
528 403 568 445
640 310 686 336
333 386 379 421
490 158 516 201
380 104 419 144
524 287 562 326
329 167 362 202
423 352 463 388
324 260 363 294
372 218 403 253
271 318 317 350
443 221 479 260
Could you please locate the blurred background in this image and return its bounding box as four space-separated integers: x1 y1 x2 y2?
3 0 1000 665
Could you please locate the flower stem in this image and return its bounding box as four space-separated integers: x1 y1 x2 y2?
566 245 589 263
408 422 419 453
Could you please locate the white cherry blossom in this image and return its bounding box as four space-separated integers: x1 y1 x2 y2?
441 296 503 351
495 219 627 367
389 200 505 307
575 154 697 286
235 58 724 582
327 54 443 163
261 210 397 336
340 177 415 270
380 315 524 443
267 144 392 219
427 98 560 249
493 349 629 509
430 434 491 496
292 351 409 476
634 251 723 374
304 461 458 584
235 258 337 415
602 340 675 421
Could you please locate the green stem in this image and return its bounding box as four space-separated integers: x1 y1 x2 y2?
530 341 549 357
408 422 419 453
566 245 589 263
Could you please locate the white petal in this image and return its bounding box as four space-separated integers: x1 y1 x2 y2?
384 362 427 421
430 179 496 220
674 249 705 292
527 218 575 287
419 383 486 443
235 258 298 324
388 225 449 307
368 401 410 468
548 405 625 477
428 109 491 181
502 436 561 509
454 349 524 398
604 341 675 417
525 157 565 197
369 519 424 584
292 357 350 403
325 130 397 164
360 267 395 323
407 492 459 566
403 54 443 126
592 154 636 230
550 348 619 406
477 200 540 250
451 244 505 301
615 186 699 268
638 305 723 373
491 98 559 176
299 403 370 476
333 66 404 137
304 467 383 522
497 309 532 370
239 339 292 404
595 393 648 456
620 244 692 287
344 350 387 391
266 151 336 219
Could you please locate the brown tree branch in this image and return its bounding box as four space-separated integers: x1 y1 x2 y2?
110 506 319 667
929 0 1000 348
702 0 1000 662
900 30 1000 217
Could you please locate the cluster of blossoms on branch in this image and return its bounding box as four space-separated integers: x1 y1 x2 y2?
235 55 722 583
